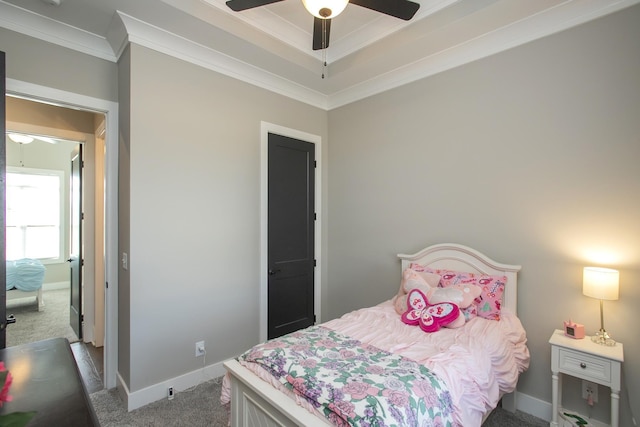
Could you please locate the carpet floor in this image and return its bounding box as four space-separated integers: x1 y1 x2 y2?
90 376 548 427
6 288 78 347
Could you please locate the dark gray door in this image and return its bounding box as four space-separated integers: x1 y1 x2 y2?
69 145 82 340
0 51 7 348
267 133 315 339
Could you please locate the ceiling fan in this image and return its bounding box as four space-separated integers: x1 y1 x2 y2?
225 0 420 51
7 133 59 144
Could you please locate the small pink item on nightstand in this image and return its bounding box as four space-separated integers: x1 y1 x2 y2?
563 319 585 339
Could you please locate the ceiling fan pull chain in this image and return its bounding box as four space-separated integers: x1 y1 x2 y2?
322 49 327 78
19 143 25 167
321 19 327 78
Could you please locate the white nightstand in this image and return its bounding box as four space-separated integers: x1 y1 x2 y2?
549 329 624 427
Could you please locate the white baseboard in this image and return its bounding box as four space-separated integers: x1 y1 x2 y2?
114 370 555 418
516 391 552 422
43 281 70 291
119 360 228 411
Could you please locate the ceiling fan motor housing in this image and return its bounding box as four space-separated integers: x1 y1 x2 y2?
302 0 349 19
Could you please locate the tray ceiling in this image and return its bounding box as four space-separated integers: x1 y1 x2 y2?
0 0 637 109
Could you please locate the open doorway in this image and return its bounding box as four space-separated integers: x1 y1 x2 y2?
5 96 105 392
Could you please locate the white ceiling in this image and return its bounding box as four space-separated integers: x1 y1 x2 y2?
1 0 637 109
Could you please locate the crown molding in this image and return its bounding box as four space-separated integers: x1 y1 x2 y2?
327 0 459 62
0 0 115 61
198 0 459 63
110 12 329 110
1 0 638 111
327 0 640 109
200 0 316 60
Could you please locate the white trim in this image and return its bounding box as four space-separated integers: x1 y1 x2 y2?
111 12 329 110
119 360 227 411
516 391 553 423
42 281 70 291
259 122 322 343
116 364 551 421
5 78 119 390
3 0 637 110
327 0 640 109
0 1 116 62
197 0 458 63
6 166 66 264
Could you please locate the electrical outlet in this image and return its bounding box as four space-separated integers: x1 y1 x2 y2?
195 340 205 357
582 380 598 403
167 386 174 400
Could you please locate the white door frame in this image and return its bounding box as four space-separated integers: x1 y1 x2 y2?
259 121 322 343
6 78 119 389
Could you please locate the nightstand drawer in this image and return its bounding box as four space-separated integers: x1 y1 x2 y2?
558 347 611 384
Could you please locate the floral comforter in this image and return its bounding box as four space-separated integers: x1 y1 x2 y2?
238 326 455 427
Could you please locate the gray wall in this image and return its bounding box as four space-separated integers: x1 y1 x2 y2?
327 6 640 425
2 4 638 424
122 43 329 392
0 28 117 103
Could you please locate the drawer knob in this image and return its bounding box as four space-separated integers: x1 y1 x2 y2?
580 362 587 369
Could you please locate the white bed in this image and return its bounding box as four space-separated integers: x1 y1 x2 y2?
222 243 529 426
6 287 44 311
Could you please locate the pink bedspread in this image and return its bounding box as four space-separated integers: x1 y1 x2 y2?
222 299 529 426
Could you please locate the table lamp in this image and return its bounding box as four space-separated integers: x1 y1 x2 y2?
582 266 619 346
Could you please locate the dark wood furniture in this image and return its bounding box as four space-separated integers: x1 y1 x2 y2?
0 338 98 426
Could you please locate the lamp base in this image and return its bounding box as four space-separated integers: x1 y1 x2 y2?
591 329 616 346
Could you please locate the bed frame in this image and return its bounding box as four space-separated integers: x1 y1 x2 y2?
7 288 44 311
224 243 522 427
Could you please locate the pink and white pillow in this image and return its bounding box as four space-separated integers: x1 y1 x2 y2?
409 263 507 321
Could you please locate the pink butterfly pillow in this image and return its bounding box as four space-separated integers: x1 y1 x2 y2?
401 289 462 332
393 268 440 315
410 263 507 321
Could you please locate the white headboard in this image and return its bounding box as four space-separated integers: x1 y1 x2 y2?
398 243 522 315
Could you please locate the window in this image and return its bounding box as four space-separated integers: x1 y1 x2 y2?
6 167 64 262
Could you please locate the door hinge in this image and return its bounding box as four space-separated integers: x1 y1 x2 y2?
314 315 316 323
81 212 85 220
314 160 317 168
106 281 109 289
313 259 317 267
314 213 316 220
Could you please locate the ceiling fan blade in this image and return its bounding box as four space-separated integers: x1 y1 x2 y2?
312 17 331 50
226 0 284 12
350 0 419 20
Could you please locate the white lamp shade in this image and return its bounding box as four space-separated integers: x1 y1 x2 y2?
301 0 349 18
583 267 619 300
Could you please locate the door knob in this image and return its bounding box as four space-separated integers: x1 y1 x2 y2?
268 269 281 276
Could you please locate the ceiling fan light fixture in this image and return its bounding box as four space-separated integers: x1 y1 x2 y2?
302 0 348 19
8 133 34 144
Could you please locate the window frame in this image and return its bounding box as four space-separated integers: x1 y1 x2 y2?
6 166 66 265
